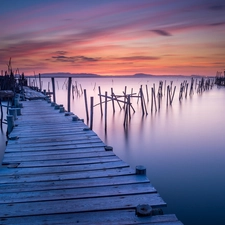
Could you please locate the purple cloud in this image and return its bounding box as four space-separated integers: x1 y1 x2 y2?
51 55 100 63
151 29 172 36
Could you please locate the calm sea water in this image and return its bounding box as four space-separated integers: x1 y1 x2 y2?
1 76 225 225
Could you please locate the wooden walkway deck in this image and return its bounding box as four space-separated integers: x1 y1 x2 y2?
0 99 183 225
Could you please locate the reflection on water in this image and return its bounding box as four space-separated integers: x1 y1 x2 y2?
1 77 225 225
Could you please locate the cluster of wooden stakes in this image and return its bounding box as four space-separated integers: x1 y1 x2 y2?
27 76 214 131
60 77 214 130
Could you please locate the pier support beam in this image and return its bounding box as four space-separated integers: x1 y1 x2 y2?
7 115 14 134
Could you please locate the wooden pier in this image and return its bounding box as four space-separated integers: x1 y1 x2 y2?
0 99 183 224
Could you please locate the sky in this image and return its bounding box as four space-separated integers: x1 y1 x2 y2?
0 0 225 76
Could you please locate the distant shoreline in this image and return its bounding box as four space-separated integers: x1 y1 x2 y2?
25 73 211 78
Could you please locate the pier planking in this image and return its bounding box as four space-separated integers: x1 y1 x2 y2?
0 99 183 224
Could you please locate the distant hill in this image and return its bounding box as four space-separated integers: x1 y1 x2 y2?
133 73 154 77
32 72 156 78
39 72 100 78
26 72 209 78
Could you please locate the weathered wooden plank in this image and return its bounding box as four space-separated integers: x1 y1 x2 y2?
3 147 106 160
7 135 99 145
10 129 97 139
3 146 106 158
2 155 121 169
0 167 134 184
0 183 157 204
0 174 150 193
4 142 106 153
0 160 128 176
0 212 182 225
6 137 103 149
3 148 115 163
11 123 89 132
0 193 166 218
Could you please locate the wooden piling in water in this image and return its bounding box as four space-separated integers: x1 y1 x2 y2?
98 86 103 116
51 77 56 103
111 88 115 113
166 85 169 106
123 86 127 108
185 83 188 98
152 87 157 112
0 98 3 130
105 91 107 131
6 114 14 134
146 85 149 102
140 87 145 115
151 87 154 112
112 92 122 110
84 89 89 123
170 86 176 105
67 77 72 112
90 96 94 130
38 73 42 91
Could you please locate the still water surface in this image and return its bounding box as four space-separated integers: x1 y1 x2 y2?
1 76 225 225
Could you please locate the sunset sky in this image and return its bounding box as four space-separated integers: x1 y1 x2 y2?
0 0 224 76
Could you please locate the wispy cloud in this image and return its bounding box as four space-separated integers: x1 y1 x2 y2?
151 30 172 36
51 55 101 63
208 4 225 11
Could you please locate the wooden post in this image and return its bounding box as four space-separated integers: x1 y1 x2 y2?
112 92 122 110
140 87 145 115
151 87 153 112
158 92 160 110
80 84 83 94
142 88 148 115
38 73 42 91
170 86 176 105
0 98 3 130
51 77 56 103
146 85 149 102
128 95 131 119
98 86 103 116
105 91 107 131
123 101 128 127
7 115 14 134
14 97 19 108
90 97 94 130
67 77 72 112
9 108 17 120
84 89 89 122
185 83 189 98
123 86 127 108
111 88 115 113
153 87 157 112
6 98 10 114
136 165 146 175
164 80 166 96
